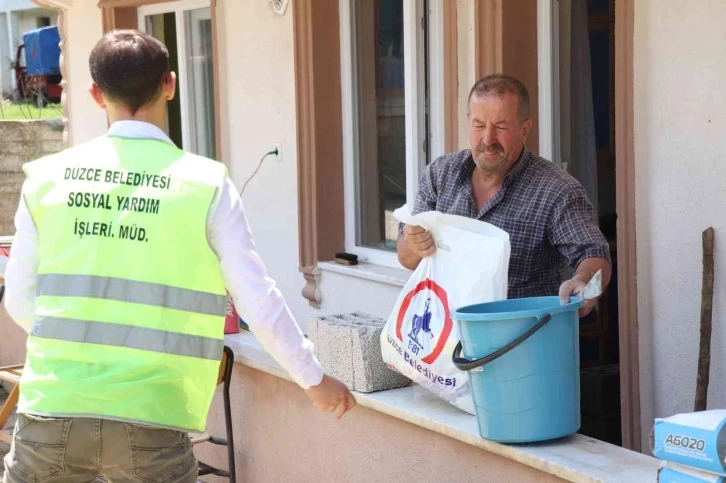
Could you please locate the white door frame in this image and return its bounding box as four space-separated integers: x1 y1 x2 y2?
138 0 211 152
537 0 560 165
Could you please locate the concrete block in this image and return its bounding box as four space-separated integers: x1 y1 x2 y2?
308 311 411 393
0 121 63 236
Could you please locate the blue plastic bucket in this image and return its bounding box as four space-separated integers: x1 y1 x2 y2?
452 296 584 443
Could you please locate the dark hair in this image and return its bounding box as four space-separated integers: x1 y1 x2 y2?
89 30 170 114
468 74 530 120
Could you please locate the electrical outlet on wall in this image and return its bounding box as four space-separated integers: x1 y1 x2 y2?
273 143 282 162
271 0 290 15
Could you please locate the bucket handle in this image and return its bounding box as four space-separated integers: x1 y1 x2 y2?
452 313 552 371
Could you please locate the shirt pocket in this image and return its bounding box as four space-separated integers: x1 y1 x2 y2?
10 413 72 481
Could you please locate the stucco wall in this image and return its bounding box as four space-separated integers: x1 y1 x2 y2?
215 0 319 328
634 0 726 449
61 0 107 146
216 0 416 331
317 271 402 319
194 364 568 483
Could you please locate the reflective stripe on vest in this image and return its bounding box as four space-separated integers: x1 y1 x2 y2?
31 316 223 360
37 274 227 316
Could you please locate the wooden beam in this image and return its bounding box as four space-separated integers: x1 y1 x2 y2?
443 0 458 153
694 227 715 412
293 0 345 307
474 0 502 79
615 0 640 451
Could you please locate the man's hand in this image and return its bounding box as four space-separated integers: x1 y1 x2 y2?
559 258 611 318
559 276 595 318
403 225 436 259
305 375 357 419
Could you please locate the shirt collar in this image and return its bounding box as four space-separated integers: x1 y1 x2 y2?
107 120 175 146
502 147 530 187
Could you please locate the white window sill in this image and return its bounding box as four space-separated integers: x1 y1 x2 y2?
317 260 410 287
224 331 660 483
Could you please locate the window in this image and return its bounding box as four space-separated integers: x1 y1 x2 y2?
139 1 216 159
340 0 445 267
37 17 51 28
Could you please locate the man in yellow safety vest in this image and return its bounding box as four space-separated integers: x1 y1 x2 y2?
2 30 355 482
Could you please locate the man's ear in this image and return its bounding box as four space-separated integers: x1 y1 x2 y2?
89 82 107 110
521 118 533 143
164 72 177 101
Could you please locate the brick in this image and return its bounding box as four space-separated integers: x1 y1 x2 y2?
307 312 411 393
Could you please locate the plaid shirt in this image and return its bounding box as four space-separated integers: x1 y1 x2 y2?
402 148 611 299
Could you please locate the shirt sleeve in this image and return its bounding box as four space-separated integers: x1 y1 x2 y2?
4 193 39 333
208 176 324 389
548 185 612 271
398 160 439 237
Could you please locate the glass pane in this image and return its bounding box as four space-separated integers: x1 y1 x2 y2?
354 0 406 250
184 8 216 159
587 0 610 16
558 0 616 221
589 27 611 149
145 13 183 149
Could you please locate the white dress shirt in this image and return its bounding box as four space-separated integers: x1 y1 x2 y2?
4 120 324 389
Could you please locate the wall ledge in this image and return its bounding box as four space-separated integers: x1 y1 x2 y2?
318 260 409 287
224 331 660 483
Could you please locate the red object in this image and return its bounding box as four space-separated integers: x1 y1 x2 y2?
0 247 8 257
394 278 453 365
224 293 240 334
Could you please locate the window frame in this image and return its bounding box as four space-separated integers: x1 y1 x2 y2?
537 0 561 165
137 0 212 155
339 0 445 268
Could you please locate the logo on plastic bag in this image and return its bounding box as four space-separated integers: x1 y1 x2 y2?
395 279 452 364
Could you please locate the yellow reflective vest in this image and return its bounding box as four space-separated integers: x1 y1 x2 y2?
19 135 227 431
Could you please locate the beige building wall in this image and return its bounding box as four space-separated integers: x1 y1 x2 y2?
194 365 568 483
634 0 726 450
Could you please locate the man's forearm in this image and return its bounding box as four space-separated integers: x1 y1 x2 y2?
396 236 422 271
574 257 612 290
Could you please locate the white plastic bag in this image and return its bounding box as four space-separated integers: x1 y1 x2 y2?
380 205 510 414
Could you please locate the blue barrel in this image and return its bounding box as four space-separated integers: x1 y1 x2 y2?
452 296 584 443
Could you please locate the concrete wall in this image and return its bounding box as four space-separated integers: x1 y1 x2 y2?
0 119 63 235
634 0 726 449
194 364 568 483
15 8 56 38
